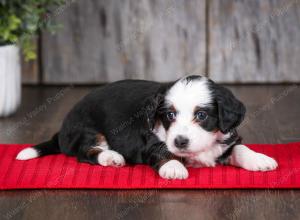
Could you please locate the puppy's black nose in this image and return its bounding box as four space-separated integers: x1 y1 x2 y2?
174 135 189 149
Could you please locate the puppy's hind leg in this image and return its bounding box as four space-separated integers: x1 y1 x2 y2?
78 132 125 167
229 144 278 171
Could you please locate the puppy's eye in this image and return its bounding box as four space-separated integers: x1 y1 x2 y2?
195 111 207 121
166 112 176 121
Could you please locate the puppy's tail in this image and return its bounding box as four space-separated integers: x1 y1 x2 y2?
16 133 61 160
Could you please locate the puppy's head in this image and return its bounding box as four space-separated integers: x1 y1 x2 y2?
157 75 246 157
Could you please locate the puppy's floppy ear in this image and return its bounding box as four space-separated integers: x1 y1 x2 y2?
213 84 246 133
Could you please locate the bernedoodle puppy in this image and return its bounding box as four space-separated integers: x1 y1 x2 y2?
17 75 278 179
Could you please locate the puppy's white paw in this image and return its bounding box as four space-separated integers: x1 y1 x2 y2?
230 145 278 171
243 153 278 171
98 150 125 167
158 160 189 179
229 144 278 171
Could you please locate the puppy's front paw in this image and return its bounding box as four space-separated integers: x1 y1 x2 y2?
98 150 125 167
158 160 189 179
244 153 278 171
230 145 278 171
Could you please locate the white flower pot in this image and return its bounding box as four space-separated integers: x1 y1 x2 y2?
0 44 21 117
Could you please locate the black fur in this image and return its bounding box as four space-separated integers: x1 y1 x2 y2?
208 80 246 133
31 133 60 156
31 80 177 171
196 106 219 132
184 75 202 84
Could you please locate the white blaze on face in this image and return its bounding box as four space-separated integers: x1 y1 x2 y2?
164 77 217 156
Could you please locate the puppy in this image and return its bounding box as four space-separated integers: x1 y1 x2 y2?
16 75 278 179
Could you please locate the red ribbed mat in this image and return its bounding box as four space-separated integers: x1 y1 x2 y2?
0 142 299 189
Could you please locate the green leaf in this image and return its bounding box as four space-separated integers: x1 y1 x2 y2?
0 0 66 61
8 15 21 30
24 50 37 61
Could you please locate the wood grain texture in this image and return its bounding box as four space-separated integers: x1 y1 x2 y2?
41 0 206 84
208 0 300 83
21 38 39 84
0 189 300 220
21 58 39 84
0 85 300 220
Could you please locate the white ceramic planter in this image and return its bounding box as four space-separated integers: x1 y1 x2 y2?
0 44 21 117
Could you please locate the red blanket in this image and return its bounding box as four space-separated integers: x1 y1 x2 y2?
0 142 299 189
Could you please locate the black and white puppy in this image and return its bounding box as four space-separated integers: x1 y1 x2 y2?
16 75 278 179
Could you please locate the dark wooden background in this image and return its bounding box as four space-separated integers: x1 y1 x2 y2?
22 0 300 84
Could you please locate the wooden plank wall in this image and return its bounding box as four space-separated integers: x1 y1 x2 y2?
208 0 300 83
41 0 206 84
21 39 39 84
21 0 300 84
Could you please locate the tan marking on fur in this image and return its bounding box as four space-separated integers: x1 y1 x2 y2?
96 133 107 145
86 148 102 158
170 105 177 113
193 106 203 114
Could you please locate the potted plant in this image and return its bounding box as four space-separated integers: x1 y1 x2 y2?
0 0 64 117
